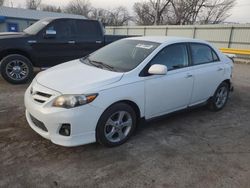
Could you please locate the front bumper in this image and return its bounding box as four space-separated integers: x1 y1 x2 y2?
24 84 103 147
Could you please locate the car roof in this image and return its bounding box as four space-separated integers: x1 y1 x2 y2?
126 36 209 45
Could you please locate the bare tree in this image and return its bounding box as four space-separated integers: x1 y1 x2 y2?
133 2 155 25
108 6 132 26
64 0 92 17
0 0 4 6
90 6 132 26
168 0 235 24
133 0 235 25
134 0 171 25
199 0 236 24
41 4 62 12
26 0 41 10
89 8 112 25
169 0 207 25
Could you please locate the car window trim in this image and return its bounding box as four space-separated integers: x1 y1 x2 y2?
188 42 220 66
139 42 190 77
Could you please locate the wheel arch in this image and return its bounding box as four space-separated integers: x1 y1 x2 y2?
0 49 33 64
222 79 231 88
211 79 231 98
100 100 143 125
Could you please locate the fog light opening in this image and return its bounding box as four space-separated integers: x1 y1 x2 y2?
59 124 71 136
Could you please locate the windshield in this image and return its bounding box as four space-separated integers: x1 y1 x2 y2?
81 39 160 72
24 18 53 35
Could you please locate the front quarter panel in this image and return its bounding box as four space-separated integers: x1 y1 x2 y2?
90 81 145 118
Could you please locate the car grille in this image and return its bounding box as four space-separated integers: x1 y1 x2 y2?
31 89 52 104
36 91 52 98
30 114 48 132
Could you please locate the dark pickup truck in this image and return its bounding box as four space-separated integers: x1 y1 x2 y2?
0 18 129 84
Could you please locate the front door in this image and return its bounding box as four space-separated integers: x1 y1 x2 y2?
144 43 194 119
31 19 79 67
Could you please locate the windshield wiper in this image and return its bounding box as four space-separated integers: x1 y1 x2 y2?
81 57 102 68
81 57 117 72
91 60 117 72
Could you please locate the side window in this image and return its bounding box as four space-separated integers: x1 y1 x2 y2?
45 20 74 39
150 44 189 71
212 50 220 62
190 43 219 65
75 20 102 39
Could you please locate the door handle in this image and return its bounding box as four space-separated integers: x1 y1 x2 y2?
68 40 76 44
185 74 193 78
28 40 37 44
96 41 102 44
217 67 224 71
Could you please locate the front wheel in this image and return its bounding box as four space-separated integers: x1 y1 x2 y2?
0 54 33 84
208 82 230 111
96 103 137 147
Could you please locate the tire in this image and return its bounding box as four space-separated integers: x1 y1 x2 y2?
96 103 137 147
208 82 230 111
0 54 33 84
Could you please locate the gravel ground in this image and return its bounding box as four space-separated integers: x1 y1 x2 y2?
0 64 250 188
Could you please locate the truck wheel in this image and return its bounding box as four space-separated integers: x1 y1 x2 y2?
0 54 33 84
96 103 137 147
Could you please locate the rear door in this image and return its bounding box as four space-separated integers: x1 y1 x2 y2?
31 19 78 67
188 43 226 106
144 43 194 119
73 20 104 58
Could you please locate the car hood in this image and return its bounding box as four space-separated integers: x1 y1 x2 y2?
36 59 124 94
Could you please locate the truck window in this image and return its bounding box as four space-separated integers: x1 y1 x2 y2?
24 18 53 35
75 20 102 39
45 20 75 39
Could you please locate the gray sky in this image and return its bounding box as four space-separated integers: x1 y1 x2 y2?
5 0 250 23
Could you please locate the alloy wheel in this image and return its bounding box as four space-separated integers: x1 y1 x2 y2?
215 86 228 109
5 60 29 81
104 111 133 143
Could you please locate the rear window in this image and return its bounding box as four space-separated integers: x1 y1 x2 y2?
75 20 102 38
190 43 219 65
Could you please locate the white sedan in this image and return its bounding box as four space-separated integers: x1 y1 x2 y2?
24 37 233 147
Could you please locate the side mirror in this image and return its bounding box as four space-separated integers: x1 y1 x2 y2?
44 29 56 39
148 64 167 75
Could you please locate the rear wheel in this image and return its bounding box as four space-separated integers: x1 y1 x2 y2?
0 54 33 84
208 82 229 111
96 103 137 147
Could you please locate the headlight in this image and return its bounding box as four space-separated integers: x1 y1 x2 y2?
52 94 98 109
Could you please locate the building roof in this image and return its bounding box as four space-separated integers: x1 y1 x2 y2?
0 6 86 20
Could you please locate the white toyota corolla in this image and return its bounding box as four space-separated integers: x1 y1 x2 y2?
25 37 233 147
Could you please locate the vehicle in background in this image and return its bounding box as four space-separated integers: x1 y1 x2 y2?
0 17 130 84
24 36 234 147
